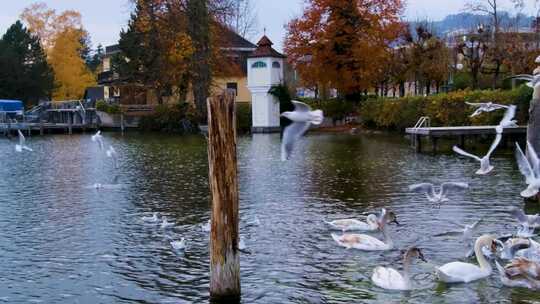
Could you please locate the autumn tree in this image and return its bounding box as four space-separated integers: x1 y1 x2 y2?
405 24 450 94
0 21 54 107
20 2 96 100
115 1 194 104
48 29 96 100
285 0 404 99
20 2 85 52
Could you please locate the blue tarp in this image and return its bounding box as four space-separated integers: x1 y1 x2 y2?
0 100 23 113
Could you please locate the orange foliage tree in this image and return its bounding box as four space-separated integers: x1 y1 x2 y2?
285 0 404 98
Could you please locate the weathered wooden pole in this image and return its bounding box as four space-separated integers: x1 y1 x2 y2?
207 91 240 300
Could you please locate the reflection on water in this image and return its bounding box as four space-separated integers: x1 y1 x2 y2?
0 132 538 303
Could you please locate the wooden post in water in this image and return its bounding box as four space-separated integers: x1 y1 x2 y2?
207 91 240 301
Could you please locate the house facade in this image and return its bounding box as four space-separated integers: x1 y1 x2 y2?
91 29 269 106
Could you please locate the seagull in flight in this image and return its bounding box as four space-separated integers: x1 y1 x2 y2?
453 133 502 175
495 105 517 134
92 130 104 150
106 146 119 169
409 182 469 204
15 130 33 152
280 100 323 161
466 102 508 117
514 141 540 198
510 208 540 229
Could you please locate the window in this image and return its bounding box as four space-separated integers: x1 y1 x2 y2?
227 82 238 96
251 61 267 68
272 61 281 68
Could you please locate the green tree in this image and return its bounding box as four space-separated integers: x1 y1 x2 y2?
0 21 54 107
187 0 212 122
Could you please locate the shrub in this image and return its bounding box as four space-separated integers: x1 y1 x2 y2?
139 102 198 133
236 102 252 133
360 86 532 131
96 100 120 114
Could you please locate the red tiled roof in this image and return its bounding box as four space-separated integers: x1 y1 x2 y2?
248 35 286 58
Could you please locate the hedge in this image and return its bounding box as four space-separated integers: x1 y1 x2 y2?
360 85 532 131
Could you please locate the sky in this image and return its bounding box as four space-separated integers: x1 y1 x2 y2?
0 0 539 52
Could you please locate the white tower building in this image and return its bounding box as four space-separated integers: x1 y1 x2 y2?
247 36 286 133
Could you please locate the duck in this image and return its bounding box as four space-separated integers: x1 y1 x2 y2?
371 247 427 290
496 258 540 289
436 234 497 283
331 210 394 251
326 210 399 232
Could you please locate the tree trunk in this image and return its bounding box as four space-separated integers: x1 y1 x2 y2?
187 0 212 124
207 91 241 301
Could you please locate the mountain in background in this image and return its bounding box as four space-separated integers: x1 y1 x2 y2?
409 12 536 36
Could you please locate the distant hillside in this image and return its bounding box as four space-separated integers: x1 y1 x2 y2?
409 12 535 36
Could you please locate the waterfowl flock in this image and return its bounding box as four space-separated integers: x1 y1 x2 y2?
325 102 540 291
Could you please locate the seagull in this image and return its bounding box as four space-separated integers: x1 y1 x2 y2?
510 73 540 88
106 146 119 169
15 130 33 152
409 182 469 203
515 142 540 198
449 219 483 240
201 220 211 232
142 212 159 223
239 237 247 250
280 100 323 161
510 208 540 229
453 133 502 175
466 102 508 117
161 217 175 229
516 225 536 238
91 130 104 150
171 238 186 251
495 105 517 134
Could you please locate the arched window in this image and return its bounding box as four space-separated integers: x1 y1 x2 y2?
251 61 267 68
272 61 281 68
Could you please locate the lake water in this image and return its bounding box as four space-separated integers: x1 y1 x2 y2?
0 131 538 303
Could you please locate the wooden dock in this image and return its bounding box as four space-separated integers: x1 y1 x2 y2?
405 125 527 152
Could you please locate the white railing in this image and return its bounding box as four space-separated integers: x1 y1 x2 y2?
411 116 430 148
413 116 430 129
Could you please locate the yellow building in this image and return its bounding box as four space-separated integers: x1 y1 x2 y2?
94 28 258 106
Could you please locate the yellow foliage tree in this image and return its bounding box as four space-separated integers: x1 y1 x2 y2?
48 29 96 100
21 2 95 101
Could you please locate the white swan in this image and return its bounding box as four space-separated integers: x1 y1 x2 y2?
331 210 393 251
514 142 540 198
326 215 378 232
496 258 540 289
326 210 398 232
409 182 469 203
453 133 501 175
436 234 496 283
371 247 427 290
